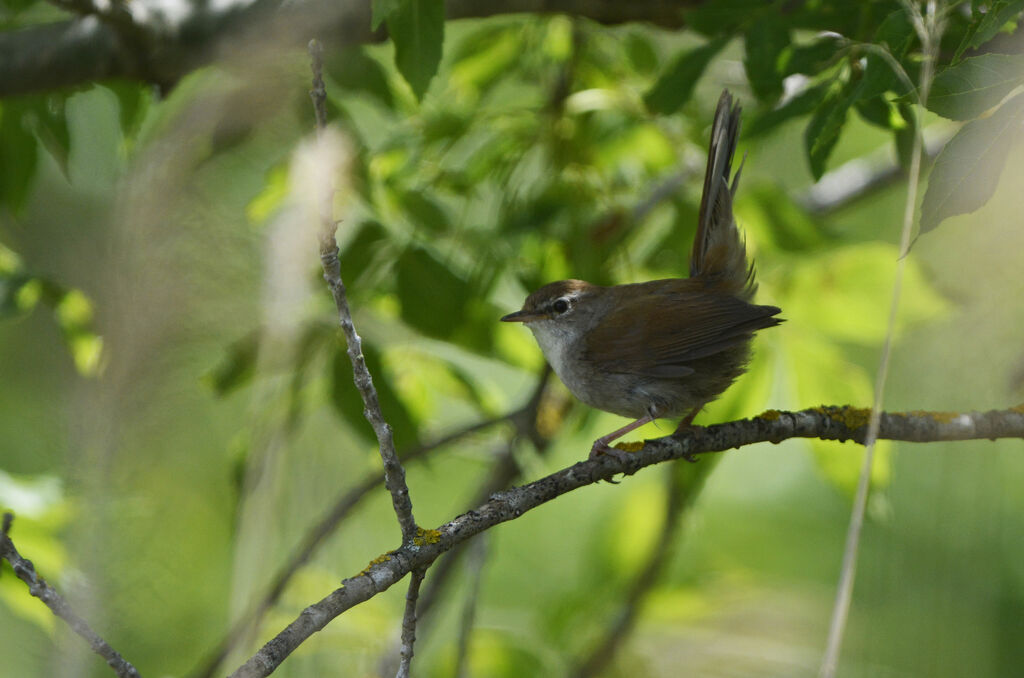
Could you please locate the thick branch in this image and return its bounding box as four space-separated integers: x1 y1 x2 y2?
0 0 696 97
228 405 1024 678
0 513 141 678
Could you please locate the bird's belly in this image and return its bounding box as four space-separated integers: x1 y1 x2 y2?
552 358 701 420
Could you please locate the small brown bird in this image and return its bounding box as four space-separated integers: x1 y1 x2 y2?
502 91 782 459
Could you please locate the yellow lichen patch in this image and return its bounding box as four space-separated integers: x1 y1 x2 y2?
902 410 959 423
614 441 645 453
360 553 392 575
832 406 871 430
759 409 783 421
1012 403 1024 414
413 526 442 546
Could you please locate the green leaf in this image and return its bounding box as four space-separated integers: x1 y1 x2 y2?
804 76 863 180
103 81 150 137
743 82 829 138
330 341 419 450
0 101 39 213
396 246 470 341
31 95 71 176
206 331 260 396
397 189 449 233
781 34 845 77
325 47 395 109
686 0 765 36
927 53 1024 121
388 0 445 101
371 0 401 30
954 0 1024 61
643 36 729 115
854 93 895 129
340 219 391 285
893 102 917 172
920 91 1024 234
744 15 789 102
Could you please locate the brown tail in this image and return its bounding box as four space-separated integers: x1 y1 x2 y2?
690 90 755 300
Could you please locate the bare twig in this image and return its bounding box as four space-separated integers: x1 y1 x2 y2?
396 568 427 678
454 535 489 678
0 513 141 678
308 39 418 544
228 405 1024 678
571 461 712 678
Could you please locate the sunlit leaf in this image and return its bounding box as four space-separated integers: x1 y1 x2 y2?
927 53 1024 120
954 0 1024 61
781 242 948 344
920 91 1024 234
785 331 891 495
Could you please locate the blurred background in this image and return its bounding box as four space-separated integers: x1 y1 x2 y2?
2 1 1024 677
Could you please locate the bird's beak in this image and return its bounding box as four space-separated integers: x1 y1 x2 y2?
500 309 539 323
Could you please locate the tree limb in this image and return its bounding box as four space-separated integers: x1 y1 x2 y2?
0 0 696 97
227 405 1024 678
0 513 142 678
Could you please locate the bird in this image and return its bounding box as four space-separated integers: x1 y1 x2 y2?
501 90 782 460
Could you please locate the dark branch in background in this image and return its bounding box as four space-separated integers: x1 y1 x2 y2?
310 39 418 544
571 462 707 678
228 405 1024 678
189 412 517 678
0 0 697 97
0 513 142 678
453 535 488 678
798 129 950 217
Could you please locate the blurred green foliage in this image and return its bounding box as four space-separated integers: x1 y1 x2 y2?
2 1 1024 677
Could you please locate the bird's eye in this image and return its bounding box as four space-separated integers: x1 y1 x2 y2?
552 298 570 314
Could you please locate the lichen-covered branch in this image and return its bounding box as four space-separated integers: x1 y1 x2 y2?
227 405 1024 678
0 513 142 678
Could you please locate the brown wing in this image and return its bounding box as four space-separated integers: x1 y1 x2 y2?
583 286 781 378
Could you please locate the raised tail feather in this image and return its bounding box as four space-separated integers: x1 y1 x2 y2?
690 90 756 300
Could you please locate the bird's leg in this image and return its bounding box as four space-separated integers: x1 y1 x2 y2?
590 412 655 461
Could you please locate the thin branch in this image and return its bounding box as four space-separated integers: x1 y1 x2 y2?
309 40 418 544
0 513 141 678
228 405 1024 678
396 568 426 678
188 414 512 678
818 4 944 676
570 462 710 678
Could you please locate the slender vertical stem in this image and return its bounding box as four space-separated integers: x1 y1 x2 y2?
819 4 941 675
